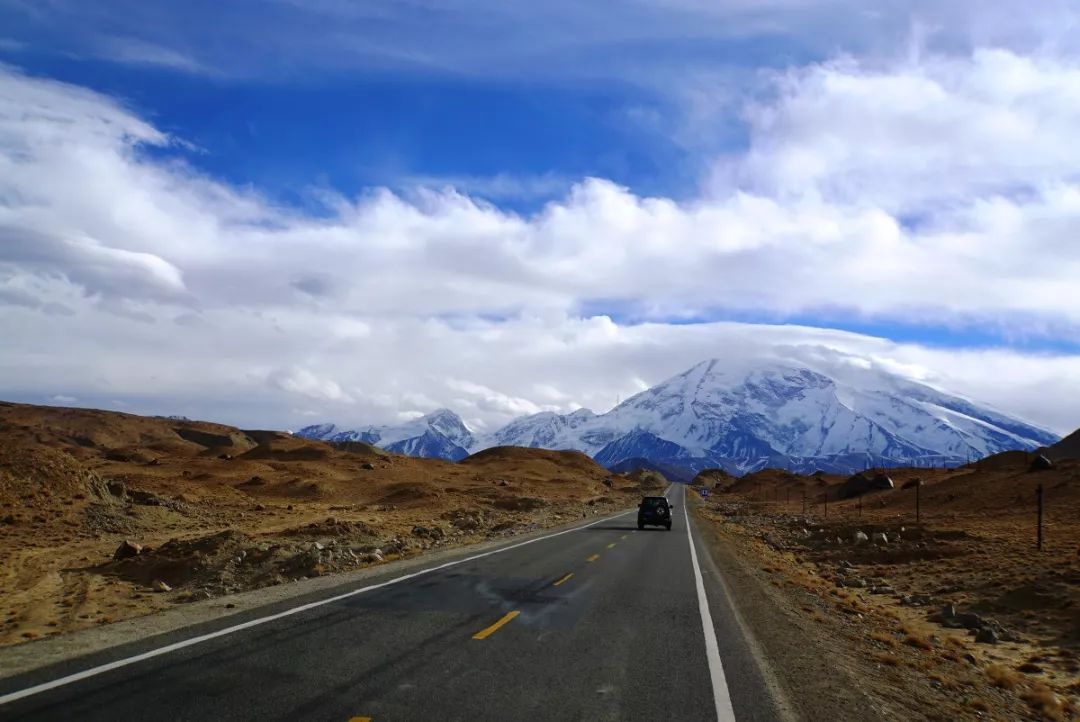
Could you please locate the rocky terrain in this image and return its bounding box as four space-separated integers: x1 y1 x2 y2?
693 447 1080 720
0 401 644 647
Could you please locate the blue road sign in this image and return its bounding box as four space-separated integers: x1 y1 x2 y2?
699 487 710 498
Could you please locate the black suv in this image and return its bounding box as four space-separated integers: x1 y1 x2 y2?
637 496 673 530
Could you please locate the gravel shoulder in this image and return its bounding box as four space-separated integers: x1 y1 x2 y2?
694 495 1078 721
693 503 889 721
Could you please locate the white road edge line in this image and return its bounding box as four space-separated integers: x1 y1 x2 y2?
683 485 737 722
0 508 633 707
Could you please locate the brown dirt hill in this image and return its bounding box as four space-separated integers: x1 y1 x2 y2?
692 468 735 490
1047 426 1080 462
0 401 639 647
461 446 609 478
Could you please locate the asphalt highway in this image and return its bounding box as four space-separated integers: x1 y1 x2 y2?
0 483 789 721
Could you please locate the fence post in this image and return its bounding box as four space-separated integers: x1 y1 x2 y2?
802 489 806 516
916 481 921 525
1037 483 1044 551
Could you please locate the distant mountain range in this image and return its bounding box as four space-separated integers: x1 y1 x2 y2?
296 359 1060 477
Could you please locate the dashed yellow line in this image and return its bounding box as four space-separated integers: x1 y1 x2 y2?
472 610 520 640
586 554 600 562
348 717 372 722
607 542 617 549
553 572 573 586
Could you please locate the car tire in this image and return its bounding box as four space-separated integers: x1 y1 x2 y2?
637 521 644 530
665 523 672 530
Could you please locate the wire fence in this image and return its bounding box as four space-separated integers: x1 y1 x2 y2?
697 478 1051 551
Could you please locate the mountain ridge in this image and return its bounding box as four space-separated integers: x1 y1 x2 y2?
296 358 1060 474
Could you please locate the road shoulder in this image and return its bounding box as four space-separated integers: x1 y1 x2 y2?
691 503 890 722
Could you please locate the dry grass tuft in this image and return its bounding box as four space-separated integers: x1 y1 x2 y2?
944 636 967 649
1020 683 1067 721
903 633 934 651
869 631 899 648
872 651 901 667
985 664 1020 690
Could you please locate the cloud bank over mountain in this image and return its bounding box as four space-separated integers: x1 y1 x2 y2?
2 7 1080 433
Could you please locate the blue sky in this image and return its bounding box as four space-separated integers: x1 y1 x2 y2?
0 0 1079 432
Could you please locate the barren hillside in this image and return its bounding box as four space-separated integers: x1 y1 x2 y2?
693 444 1080 720
0 401 645 647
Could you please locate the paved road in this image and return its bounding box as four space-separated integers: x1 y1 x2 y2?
0 484 788 721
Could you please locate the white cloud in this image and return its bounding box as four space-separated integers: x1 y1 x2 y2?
266 367 353 403
94 37 210 74
0 51 1078 435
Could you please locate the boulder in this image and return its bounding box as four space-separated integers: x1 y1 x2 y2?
360 462 375 470
853 531 869 545
901 478 923 490
113 540 143 560
839 473 895 499
872 473 895 490
975 627 998 644
151 579 172 593
1029 454 1054 472
871 532 889 545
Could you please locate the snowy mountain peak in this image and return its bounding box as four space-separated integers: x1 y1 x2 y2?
480 358 1058 475
419 408 474 446
296 358 1058 474
295 407 473 460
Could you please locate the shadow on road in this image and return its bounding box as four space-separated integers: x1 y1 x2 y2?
584 524 671 532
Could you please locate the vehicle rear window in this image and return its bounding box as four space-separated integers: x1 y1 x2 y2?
642 497 666 507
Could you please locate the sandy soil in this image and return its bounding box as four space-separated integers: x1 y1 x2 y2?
0 401 653 648
693 455 1080 721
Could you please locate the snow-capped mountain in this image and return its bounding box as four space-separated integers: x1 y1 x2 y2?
296 408 474 461
296 359 1059 474
479 359 1058 474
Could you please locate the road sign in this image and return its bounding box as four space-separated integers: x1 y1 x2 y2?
699 487 710 498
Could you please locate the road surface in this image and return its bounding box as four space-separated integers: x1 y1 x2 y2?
0 484 789 721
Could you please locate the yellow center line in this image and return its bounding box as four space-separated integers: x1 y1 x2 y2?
607 542 617 549
472 610 520 640
553 572 573 586
348 717 372 722
586 554 600 562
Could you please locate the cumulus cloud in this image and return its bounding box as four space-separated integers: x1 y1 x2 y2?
0 49 1078 433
